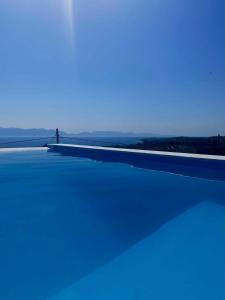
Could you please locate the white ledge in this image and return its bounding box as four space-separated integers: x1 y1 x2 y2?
48 144 225 161
0 147 48 153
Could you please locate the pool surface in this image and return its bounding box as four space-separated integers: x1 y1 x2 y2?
0 149 224 300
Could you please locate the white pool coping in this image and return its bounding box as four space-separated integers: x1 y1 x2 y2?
1 144 224 162
0 147 48 153
48 144 225 161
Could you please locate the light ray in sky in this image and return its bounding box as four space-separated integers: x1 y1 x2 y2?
62 0 76 52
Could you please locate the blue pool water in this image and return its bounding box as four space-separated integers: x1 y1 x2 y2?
0 149 224 300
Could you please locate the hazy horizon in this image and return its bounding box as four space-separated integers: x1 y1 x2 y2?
0 126 223 138
0 0 224 136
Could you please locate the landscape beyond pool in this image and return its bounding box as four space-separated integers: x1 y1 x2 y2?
0 149 224 300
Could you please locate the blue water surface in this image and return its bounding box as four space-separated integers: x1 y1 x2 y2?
0 150 224 300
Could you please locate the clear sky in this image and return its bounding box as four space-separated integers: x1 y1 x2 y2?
0 0 224 135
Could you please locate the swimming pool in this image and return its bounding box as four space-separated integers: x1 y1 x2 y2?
0 149 224 300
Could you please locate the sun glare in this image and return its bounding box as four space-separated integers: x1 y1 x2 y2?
62 0 75 51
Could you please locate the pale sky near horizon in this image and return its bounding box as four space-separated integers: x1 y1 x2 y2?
0 0 224 135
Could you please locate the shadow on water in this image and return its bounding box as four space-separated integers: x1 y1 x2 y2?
48 146 225 182
1 149 224 300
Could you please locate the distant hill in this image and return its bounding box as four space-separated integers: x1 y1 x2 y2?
75 131 167 138
0 127 64 137
0 128 166 138
122 136 225 156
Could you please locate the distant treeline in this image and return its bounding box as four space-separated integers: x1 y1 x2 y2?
121 136 225 156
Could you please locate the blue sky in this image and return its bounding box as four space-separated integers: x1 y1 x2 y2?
0 0 224 135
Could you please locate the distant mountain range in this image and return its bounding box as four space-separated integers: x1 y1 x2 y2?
0 127 64 137
74 131 166 138
0 127 166 138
